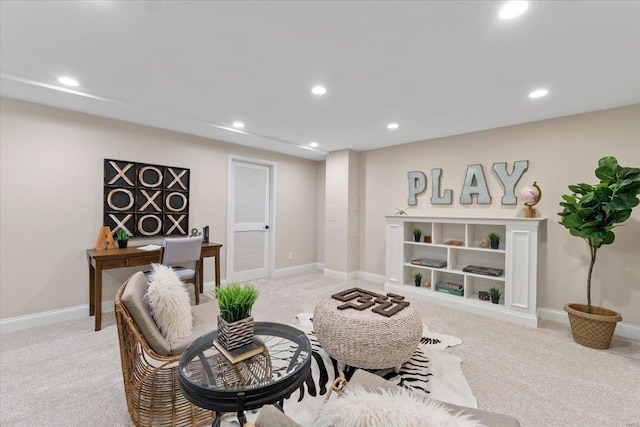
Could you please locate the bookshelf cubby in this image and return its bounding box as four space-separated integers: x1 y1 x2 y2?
385 215 545 327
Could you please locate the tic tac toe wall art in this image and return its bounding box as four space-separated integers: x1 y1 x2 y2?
103 159 190 237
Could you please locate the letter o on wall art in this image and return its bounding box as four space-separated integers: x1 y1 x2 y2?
103 159 190 238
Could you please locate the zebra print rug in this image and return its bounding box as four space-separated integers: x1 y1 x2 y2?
277 313 478 426
223 313 477 427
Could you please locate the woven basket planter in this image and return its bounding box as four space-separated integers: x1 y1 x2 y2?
217 315 255 351
564 304 622 349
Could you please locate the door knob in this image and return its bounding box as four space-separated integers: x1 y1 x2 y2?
264 225 270 230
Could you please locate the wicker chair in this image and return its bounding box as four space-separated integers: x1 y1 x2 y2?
115 273 215 426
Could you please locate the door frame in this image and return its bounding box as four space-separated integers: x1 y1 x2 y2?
226 155 277 282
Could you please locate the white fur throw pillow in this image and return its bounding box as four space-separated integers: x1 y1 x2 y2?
314 385 483 427
144 264 193 345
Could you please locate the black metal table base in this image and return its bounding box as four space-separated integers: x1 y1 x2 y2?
211 403 285 427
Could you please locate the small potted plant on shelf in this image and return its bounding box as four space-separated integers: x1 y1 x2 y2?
488 232 501 250
211 283 260 351
488 287 501 304
115 228 129 249
413 228 422 242
414 272 422 287
558 156 640 349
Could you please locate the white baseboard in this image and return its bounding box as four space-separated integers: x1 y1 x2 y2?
538 307 640 341
359 271 385 284
323 268 349 280
5 275 638 342
273 263 320 277
386 283 539 328
323 269 385 282
0 301 114 335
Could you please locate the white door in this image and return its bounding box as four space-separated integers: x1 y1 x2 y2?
227 159 272 282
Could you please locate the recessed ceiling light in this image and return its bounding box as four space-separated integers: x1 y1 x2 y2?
309 142 319 148
387 123 399 130
499 1 528 20
529 89 549 99
232 121 245 129
311 85 327 95
57 76 79 87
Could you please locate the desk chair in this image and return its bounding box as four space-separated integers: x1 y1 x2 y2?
145 236 203 304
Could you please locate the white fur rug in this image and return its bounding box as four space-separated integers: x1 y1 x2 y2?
315 385 483 427
225 313 477 426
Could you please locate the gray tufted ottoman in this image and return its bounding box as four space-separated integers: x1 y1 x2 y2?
313 291 422 372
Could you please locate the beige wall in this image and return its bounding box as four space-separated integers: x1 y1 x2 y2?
324 150 350 272
360 104 640 325
1 97 638 326
347 150 361 274
0 98 319 319
323 149 361 275
316 161 326 265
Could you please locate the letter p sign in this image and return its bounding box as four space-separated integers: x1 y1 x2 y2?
408 171 427 206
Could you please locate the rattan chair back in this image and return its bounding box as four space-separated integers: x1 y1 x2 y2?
115 275 215 426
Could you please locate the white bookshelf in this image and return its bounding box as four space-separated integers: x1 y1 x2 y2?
385 216 546 327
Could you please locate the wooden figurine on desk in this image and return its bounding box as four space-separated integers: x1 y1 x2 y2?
94 226 116 250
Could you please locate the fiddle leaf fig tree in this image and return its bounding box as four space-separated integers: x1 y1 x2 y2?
558 156 640 313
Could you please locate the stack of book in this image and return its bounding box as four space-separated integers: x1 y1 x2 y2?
213 337 265 364
462 265 504 277
436 282 464 296
411 258 447 268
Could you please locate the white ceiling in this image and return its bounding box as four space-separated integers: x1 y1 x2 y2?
2 1 639 161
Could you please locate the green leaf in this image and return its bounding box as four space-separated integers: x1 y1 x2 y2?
602 231 615 245
569 228 585 238
617 179 634 188
625 182 640 194
596 156 619 179
577 208 595 220
595 165 616 183
611 194 640 210
621 167 640 180
580 192 595 205
569 183 595 195
581 219 604 228
610 209 632 224
567 185 580 193
561 213 582 229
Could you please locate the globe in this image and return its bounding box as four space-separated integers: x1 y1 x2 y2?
519 183 541 207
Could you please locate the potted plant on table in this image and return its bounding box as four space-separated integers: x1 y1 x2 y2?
413 228 422 242
488 233 501 249
414 272 422 287
558 156 640 349
211 283 260 351
115 228 129 249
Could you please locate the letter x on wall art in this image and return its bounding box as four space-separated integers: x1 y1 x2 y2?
103 159 190 237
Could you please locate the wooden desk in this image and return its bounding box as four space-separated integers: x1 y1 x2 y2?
87 242 222 331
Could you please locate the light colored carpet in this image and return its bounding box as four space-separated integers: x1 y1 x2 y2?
1 270 639 426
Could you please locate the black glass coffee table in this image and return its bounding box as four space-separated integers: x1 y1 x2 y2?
179 321 311 427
